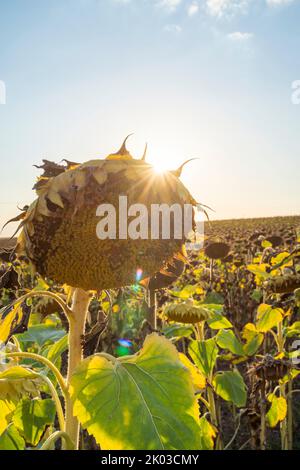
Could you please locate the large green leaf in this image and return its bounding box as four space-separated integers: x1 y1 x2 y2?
216 329 244 356
70 334 201 450
0 424 25 450
13 398 56 446
213 370 247 407
256 304 283 333
188 338 218 378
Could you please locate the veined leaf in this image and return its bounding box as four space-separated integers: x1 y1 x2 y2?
70 334 201 450
213 370 247 407
13 398 56 446
188 338 218 378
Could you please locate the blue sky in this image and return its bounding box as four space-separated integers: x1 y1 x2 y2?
0 0 299 235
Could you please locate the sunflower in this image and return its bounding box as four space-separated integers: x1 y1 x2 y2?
14 137 198 291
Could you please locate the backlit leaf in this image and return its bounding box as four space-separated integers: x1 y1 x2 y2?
188 338 218 378
70 334 201 450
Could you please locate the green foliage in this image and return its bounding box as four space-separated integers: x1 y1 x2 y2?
213 370 247 407
188 338 218 378
0 424 25 450
256 304 283 333
17 324 65 348
198 417 216 450
13 398 56 446
216 329 244 356
207 313 233 330
162 324 194 340
70 334 202 450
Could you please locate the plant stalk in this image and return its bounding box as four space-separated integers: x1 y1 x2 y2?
64 288 91 450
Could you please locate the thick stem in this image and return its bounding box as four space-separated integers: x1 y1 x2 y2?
64 288 90 450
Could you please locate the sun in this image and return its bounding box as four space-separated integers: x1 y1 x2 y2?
151 159 172 174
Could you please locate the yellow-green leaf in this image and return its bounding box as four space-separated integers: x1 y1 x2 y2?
70 334 201 450
266 395 287 428
256 304 283 333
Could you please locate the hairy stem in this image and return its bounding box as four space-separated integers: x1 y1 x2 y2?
64 288 91 450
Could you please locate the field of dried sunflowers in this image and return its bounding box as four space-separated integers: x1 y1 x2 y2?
0 141 299 451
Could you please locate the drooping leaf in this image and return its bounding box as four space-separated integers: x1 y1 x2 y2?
266 395 287 428
0 424 25 450
216 329 244 356
178 353 206 391
213 370 247 407
0 366 38 381
188 338 218 378
256 304 283 333
13 398 56 446
70 334 201 450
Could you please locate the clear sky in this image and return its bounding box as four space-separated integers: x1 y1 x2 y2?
0 0 299 236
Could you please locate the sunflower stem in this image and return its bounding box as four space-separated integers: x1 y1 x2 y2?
64 288 91 450
147 288 157 330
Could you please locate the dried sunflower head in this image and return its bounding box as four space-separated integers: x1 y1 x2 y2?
204 241 230 260
164 300 211 324
14 138 198 291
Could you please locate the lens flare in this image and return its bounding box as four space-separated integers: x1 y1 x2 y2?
136 268 143 282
